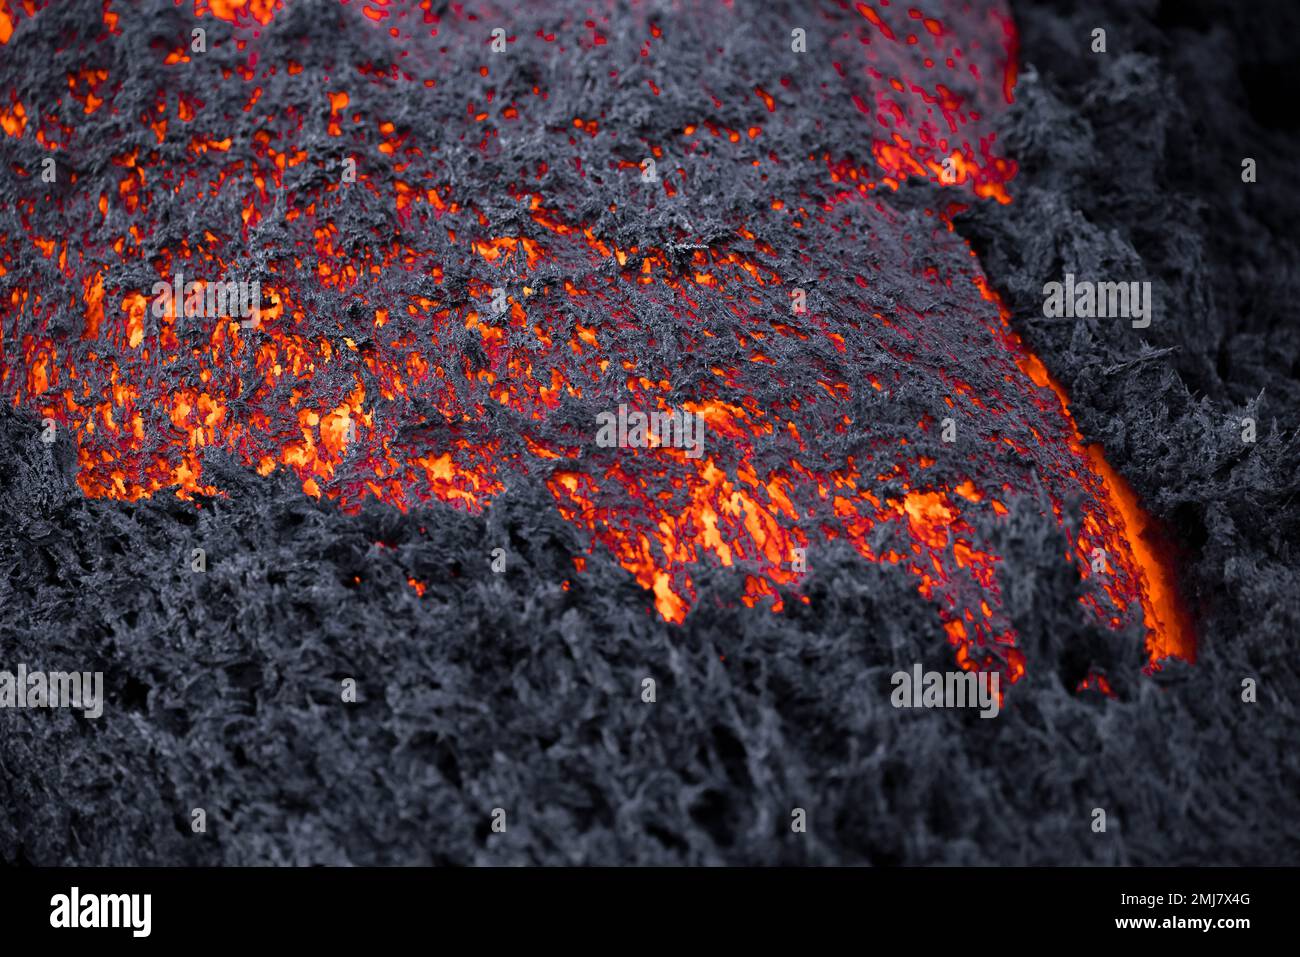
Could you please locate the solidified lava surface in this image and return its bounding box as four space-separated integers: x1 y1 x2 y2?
0 0 1296 865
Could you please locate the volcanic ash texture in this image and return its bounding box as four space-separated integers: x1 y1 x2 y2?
0 0 1297 864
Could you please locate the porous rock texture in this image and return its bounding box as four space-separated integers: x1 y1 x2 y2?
1 0 1297 865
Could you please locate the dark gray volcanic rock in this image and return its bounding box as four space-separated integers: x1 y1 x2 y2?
0 0 1297 865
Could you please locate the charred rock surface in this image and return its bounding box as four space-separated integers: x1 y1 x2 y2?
0 0 1296 864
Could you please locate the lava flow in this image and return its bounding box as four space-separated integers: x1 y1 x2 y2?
0 0 1192 689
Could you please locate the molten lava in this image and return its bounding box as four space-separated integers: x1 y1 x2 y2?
0 0 1192 691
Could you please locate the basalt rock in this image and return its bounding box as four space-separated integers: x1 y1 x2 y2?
0 0 1296 865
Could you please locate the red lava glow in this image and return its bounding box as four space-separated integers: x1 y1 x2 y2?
0 0 1192 688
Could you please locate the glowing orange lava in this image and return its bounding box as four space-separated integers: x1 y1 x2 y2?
0 0 1193 691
